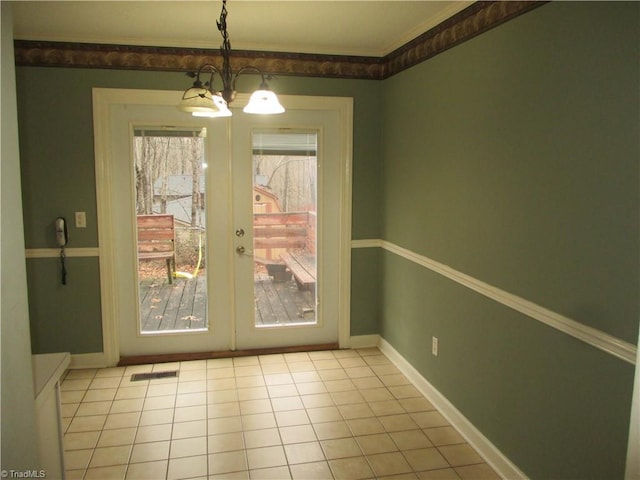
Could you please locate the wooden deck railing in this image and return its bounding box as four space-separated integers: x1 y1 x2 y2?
253 211 315 260
253 211 317 291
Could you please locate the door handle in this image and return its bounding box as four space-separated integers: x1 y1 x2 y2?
236 245 253 256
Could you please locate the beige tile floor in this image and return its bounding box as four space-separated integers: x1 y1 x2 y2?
60 348 500 480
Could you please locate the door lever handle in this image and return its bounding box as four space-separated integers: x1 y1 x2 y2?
236 245 253 256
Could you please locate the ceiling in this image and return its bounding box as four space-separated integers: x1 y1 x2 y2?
11 1 473 57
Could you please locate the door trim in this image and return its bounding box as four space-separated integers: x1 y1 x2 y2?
93 88 353 366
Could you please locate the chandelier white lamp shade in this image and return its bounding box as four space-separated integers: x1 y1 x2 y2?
243 84 286 114
194 94 233 117
178 0 284 118
179 76 231 117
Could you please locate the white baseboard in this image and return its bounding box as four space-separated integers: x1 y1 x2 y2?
378 337 528 480
349 334 381 349
69 352 108 369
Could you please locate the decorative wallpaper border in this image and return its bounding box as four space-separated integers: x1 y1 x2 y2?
14 1 546 80
383 0 546 78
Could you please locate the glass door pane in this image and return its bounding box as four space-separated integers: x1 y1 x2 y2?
133 128 208 334
252 130 318 327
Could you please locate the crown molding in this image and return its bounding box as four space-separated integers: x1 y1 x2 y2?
14 1 546 80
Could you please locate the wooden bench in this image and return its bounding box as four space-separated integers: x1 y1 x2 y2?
137 214 176 284
280 252 316 293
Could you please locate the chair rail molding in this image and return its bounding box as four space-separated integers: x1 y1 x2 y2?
25 247 100 258
351 238 637 365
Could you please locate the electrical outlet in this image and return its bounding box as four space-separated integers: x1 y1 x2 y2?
75 211 87 228
432 336 439 356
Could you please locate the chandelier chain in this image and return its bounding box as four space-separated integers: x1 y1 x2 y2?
217 0 233 89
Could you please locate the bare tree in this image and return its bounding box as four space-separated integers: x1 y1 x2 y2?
180 137 189 174
134 134 205 222
190 136 202 227
159 137 172 213
140 136 155 214
134 139 146 214
262 155 317 212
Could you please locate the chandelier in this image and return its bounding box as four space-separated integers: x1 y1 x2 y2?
178 0 285 117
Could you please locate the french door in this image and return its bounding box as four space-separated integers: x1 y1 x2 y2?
94 89 352 361
231 103 349 350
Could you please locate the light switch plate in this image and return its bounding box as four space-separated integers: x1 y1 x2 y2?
75 211 87 228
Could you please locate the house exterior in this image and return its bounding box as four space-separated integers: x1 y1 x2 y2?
2 2 639 478
152 174 206 227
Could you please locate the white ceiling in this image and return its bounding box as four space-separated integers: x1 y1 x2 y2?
11 1 473 57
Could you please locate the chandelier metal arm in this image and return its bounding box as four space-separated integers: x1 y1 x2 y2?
180 64 222 102
232 66 269 93
197 64 221 89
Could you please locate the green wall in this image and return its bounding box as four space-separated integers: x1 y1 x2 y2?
380 2 638 478
16 68 383 353
15 1 639 477
26 257 103 354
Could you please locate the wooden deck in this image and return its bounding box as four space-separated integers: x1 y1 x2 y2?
254 272 315 325
139 273 315 332
139 275 207 332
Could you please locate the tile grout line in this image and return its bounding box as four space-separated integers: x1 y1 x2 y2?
165 364 179 480
120 368 147 479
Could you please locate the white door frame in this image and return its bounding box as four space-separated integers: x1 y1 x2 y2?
93 88 353 366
